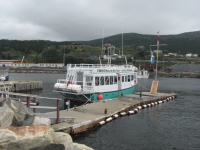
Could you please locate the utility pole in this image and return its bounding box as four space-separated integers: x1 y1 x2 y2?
63 43 65 67
150 31 167 80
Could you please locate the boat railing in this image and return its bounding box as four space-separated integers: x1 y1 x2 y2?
67 64 136 69
0 91 62 124
56 79 67 84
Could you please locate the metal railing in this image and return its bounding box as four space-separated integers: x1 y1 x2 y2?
0 91 62 124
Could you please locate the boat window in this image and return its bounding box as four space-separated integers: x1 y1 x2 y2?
95 77 99 86
77 74 83 82
100 76 104 85
125 76 128 82
131 75 133 80
110 76 113 85
105 76 109 85
128 75 130 82
86 76 93 86
114 76 117 84
122 76 124 82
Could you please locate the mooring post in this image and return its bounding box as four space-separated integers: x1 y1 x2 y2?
56 99 60 124
104 108 107 114
140 92 142 97
33 97 36 113
66 100 70 111
26 97 30 108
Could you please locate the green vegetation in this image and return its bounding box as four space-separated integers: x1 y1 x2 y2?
0 30 200 66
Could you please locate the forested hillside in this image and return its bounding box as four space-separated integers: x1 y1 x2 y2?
0 31 199 64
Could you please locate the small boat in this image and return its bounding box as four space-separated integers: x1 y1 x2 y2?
0 66 9 81
137 69 149 79
53 44 138 102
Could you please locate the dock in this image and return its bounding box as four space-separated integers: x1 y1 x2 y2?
0 80 43 92
47 92 177 135
0 90 177 136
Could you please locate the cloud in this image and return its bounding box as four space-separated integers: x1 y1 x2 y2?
0 0 200 41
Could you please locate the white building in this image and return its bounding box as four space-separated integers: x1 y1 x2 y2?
186 53 198 57
186 53 192 57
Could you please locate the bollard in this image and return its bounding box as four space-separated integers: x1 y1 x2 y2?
104 108 107 114
140 92 142 97
66 100 70 111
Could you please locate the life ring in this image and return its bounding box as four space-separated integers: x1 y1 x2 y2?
67 80 73 86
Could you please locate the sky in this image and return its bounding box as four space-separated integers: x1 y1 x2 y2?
0 0 199 41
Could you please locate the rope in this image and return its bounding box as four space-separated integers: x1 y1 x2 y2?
137 81 150 91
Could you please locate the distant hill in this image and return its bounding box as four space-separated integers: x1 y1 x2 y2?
0 31 199 64
75 31 200 55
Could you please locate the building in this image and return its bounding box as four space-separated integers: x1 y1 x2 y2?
153 50 162 53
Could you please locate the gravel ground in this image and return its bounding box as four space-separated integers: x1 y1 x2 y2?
168 64 200 72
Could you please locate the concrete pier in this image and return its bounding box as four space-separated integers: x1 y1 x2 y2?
47 92 177 135
0 80 43 92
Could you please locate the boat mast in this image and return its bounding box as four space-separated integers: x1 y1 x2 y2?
100 26 104 67
122 23 127 65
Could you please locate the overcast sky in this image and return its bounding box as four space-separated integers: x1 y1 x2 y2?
0 0 199 41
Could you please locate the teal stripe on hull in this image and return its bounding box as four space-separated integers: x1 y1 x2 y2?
63 85 137 102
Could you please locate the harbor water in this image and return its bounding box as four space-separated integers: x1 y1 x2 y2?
9 73 200 150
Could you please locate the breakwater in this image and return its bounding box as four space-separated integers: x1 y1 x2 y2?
9 68 66 74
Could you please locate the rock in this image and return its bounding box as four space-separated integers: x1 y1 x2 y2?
73 143 94 150
4 99 35 126
0 107 14 128
31 116 51 126
54 132 78 150
0 98 6 107
0 125 55 150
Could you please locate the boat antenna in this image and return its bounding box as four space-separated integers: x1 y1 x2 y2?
122 23 123 56
100 26 104 67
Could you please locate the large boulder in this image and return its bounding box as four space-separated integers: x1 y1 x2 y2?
31 116 51 126
0 107 14 128
0 125 55 150
54 132 94 150
73 143 94 150
0 98 51 127
6 99 35 126
54 132 79 150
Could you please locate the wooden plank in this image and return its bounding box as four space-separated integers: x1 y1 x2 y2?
150 80 159 94
30 106 57 109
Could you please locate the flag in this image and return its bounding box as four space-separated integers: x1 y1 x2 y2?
150 47 155 64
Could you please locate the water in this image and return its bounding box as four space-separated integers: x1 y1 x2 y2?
9 73 200 150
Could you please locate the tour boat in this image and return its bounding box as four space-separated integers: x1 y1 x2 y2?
53 63 138 102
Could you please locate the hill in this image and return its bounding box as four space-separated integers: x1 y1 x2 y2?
75 31 200 55
0 31 200 65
